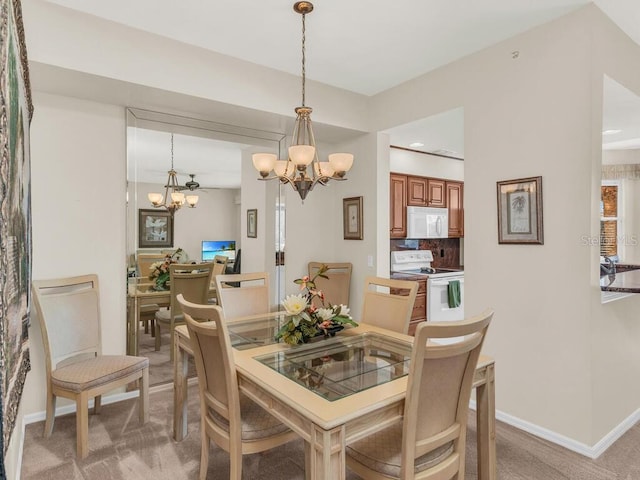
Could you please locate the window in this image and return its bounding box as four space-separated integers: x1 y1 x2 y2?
600 182 621 257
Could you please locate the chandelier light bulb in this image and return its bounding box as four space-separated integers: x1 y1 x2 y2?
289 145 315 166
186 195 199 208
328 153 354 173
274 160 295 177
148 192 163 205
252 153 277 176
314 161 334 177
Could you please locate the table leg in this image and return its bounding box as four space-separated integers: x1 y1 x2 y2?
126 296 138 356
306 424 346 480
173 335 189 441
476 363 496 480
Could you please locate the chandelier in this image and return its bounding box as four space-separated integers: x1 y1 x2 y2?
147 133 199 213
252 1 354 201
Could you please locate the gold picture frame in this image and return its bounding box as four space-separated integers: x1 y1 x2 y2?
343 196 363 240
497 176 543 244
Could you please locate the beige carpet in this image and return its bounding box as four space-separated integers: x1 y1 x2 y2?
21 384 640 479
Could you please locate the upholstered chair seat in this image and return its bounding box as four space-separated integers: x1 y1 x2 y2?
208 394 291 441
51 355 149 392
346 422 454 477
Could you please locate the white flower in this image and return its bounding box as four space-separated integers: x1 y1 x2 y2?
282 294 308 316
336 304 351 318
316 308 335 321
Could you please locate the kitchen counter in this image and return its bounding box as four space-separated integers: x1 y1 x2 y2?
600 265 640 292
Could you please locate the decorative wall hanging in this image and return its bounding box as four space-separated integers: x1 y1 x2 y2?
343 197 363 240
138 209 174 248
0 0 33 474
247 209 257 238
497 176 544 244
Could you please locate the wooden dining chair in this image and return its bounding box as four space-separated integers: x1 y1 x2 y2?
135 252 169 334
154 263 214 359
177 294 298 480
32 274 150 459
136 252 167 278
346 309 494 480
308 261 352 307
207 255 230 304
361 276 419 334
215 271 270 319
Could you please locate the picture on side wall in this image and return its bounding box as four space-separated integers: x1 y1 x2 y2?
343 196 363 240
138 209 174 248
496 176 544 244
0 0 34 473
247 209 257 238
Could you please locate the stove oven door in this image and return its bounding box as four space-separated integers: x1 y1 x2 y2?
427 275 464 322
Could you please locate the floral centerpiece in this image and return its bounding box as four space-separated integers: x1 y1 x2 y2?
148 248 184 290
275 264 358 345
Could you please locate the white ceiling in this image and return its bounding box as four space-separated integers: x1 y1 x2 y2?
43 0 640 183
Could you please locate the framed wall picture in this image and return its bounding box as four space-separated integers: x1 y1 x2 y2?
497 176 543 244
343 196 363 240
0 0 34 468
138 209 174 248
247 209 257 238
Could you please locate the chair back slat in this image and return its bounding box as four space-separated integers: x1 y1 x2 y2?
169 263 214 320
136 253 167 278
32 275 101 370
308 262 352 307
215 272 269 319
361 276 418 334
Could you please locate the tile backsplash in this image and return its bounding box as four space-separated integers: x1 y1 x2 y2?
390 238 462 268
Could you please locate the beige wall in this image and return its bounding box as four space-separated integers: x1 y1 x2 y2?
390 148 464 181
371 5 640 447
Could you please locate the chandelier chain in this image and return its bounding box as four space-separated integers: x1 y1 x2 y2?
170 133 175 169
301 12 306 107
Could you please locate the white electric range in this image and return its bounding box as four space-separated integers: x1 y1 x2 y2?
390 250 464 322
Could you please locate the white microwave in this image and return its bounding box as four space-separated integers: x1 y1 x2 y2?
406 206 449 239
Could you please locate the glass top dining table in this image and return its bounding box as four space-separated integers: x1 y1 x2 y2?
173 312 497 480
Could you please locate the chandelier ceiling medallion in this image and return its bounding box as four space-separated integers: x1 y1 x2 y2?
252 1 354 201
148 133 199 213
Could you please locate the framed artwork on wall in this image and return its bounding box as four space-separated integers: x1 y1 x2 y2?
0 0 34 471
247 209 257 238
496 176 544 244
343 196 363 240
138 209 174 248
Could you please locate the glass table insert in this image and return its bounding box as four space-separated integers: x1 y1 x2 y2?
255 332 412 401
227 313 288 350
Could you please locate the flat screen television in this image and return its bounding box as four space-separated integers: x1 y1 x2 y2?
202 240 236 262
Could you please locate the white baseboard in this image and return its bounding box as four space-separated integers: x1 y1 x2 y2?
22 380 191 425
23 389 140 425
470 400 640 459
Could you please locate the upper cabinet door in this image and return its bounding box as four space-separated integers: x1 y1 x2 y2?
390 173 408 238
446 181 464 237
407 176 428 206
427 179 446 207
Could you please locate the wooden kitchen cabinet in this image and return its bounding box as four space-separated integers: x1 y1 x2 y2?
427 178 446 207
390 173 408 238
446 181 464 237
392 278 427 336
408 279 427 336
407 176 428 206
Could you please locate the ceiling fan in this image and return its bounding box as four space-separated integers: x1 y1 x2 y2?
171 174 215 192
